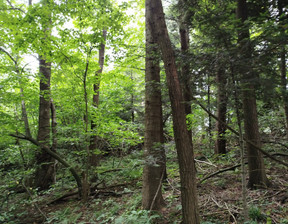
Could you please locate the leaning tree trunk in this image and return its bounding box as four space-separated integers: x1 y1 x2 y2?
89 29 107 167
142 6 166 210
215 68 227 154
146 0 199 223
236 0 270 189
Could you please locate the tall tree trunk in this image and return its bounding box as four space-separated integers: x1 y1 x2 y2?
34 0 55 190
278 0 288 138
146 0 199 223
215 68 227 154
142 6 166 210
34 57 55 190
179 19 192 141
89 29 107 167
236 0 270 189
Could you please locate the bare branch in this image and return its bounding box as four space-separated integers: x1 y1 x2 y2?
193 97 288 167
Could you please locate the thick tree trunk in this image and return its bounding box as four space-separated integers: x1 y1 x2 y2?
142 7 166 210
35 58 55 190
236 0 270 189
215 68 227 154
89 29 107 167
146 0 199 223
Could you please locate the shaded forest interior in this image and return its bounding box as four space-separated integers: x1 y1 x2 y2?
0 0 288 223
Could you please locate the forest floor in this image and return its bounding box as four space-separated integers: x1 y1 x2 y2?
1 150 288 224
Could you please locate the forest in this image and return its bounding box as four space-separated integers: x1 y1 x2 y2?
0 0 287 223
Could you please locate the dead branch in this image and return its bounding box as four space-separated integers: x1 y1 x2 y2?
193 97 288 167
48 191 79 205
262 140 288 150
200 163 245 183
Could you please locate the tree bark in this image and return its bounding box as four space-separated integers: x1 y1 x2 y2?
215 68 227 154
34 57 55 190
142 7 166 210
179 19 193 141
89 29 107 167
34 0 55 190
146 0 199 223
236 0 270 189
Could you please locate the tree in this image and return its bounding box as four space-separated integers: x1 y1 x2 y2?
178 0 194 141
146 0 200 222
236 0 270 189
33 0 57 190
89 29 107 167
142 4 166 210
215 67 227 154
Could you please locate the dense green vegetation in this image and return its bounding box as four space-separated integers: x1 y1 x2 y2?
0 0 287 223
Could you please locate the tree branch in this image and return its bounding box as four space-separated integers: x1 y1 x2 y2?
0 47 17 65
192 97 288 167
6 0 25 13
9 133 83 197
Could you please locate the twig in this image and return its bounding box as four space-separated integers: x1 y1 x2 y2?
6 0 25 13
225 202 237 224
149 168 165 210
194 159 217 167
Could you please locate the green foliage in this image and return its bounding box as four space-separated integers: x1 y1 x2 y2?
248 206 266 222
114 210 160 224
45 207 83 224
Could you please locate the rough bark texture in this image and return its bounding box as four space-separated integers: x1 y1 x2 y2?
35 58 55 190
142 8 166 210
215 68 227 154
146 0 199 223
89 29 107 167
236 0 270 189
